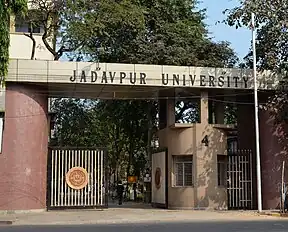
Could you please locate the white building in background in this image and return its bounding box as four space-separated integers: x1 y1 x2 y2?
0 10 55 113
9 12 54 60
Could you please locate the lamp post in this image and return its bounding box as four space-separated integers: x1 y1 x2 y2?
251 12 262 212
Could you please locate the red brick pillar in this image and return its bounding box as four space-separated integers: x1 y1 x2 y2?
0 83 48 211
259 109 288 210
237 96 255 150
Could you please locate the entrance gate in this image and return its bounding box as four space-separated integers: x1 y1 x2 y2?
227 150 253 210
47 147 107 208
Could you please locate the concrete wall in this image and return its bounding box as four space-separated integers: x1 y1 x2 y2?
194 123 227 209
158 126 196 209
157 92 228 209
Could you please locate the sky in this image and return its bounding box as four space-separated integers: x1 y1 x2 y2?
199 0 251 62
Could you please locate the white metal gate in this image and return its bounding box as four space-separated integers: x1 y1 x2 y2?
48 148 107 208
227 150 253 209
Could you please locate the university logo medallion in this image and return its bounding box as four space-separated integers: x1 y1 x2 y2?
66 167 88 190
155 167 161 189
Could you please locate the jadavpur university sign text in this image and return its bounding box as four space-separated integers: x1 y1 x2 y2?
70 69 251 89
7 59 277 89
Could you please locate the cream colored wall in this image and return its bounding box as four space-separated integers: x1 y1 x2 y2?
194 124 227 209
168 127 195 209
157 126 195 209
157 92 228 209
9 33 54 60
167 127 195 155
157 128 168 148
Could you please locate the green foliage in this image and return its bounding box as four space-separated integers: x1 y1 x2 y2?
224 0 288 136
50 99 99 147
175 100 200 123
63 0 145 62
64 0 238 66
224 0 288 71
0 0 27 79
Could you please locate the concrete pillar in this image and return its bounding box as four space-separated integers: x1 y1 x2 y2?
237 95 255 150
214 101 224 124
200 92 209 125
195 91 209 208
158 89 175 128
158 98 175 129
208 100 214 124
193 91 228 209
166 99 175 126
158 99 167 130
259 109 288 210
0 83 48 212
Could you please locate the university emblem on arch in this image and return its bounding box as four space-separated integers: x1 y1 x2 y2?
155 167 162 189
66 167 89 190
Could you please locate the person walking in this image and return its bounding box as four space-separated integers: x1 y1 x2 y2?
117 181 124 205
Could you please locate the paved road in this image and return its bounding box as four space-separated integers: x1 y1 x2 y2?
1 220 288 232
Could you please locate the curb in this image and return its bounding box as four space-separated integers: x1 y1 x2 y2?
0 221 13 226
259 212 284 217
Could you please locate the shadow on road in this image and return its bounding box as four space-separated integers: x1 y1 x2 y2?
1 220 288 232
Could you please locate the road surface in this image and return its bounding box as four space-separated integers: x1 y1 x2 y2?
1 220 288 232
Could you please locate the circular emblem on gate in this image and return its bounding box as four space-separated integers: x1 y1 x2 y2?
66 167 88 190
155 167 161 189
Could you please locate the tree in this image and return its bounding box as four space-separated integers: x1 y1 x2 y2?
224 0 288 71
50 98 100 147
0 0 27 79
224 0 288 137
63 0 146 62
65 0 238 67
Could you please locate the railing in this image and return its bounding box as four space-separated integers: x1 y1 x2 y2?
227 149 253 210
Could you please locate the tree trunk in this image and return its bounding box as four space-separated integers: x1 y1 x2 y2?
147 102 153 164
126 132 134 200
24 25 36 60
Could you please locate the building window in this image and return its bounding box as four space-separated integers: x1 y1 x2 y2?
14 15 41 34
217 155 228 187
28 22 41 33
173 155 193 187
